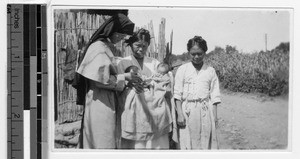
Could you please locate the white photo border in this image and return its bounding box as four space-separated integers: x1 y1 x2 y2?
0 0 299 159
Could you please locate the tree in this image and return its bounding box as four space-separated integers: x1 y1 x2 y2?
214 46 225 54
274 42 289 53
225 45 238 54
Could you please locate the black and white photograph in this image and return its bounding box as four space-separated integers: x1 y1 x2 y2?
52 7 291 150
1 0 300 159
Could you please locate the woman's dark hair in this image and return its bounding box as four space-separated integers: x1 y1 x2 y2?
125 28 151 45
187 36 208 52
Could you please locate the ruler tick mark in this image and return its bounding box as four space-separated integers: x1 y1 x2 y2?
11 90 21 93
11 31 22 34
12 149 22 151
12 120 23 122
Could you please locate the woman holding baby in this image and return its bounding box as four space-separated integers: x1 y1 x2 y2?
117 29 173 149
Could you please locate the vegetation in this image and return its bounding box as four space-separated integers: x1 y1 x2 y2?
171 42 289 96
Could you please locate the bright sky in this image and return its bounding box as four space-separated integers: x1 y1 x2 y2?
128 8 290 55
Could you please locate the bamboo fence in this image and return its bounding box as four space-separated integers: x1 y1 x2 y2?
54 11 111 124
54 10 171 124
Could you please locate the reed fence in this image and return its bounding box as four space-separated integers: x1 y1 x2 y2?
54 11 112 124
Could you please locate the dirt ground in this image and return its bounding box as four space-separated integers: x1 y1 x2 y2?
55 90 289 150
217 90 289 150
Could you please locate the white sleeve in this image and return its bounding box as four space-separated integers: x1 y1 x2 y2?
173 65 185 101
210 68 221 105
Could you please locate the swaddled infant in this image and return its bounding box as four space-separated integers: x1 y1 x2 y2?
124 62 171 91
151 62 171 85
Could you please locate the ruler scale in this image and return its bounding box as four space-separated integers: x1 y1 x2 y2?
41 5 48 159
30 5 38 159
7 4 24 159
37 4 42 159
7 6 11 159
7 4 47 159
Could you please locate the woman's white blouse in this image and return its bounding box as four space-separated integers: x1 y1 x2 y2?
173 62 221 104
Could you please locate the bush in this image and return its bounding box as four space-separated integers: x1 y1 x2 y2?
173 42 289 96
204 42 289 96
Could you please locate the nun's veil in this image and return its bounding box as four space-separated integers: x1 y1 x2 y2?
81 13 134 64
88 13 134 44
73 13 134 105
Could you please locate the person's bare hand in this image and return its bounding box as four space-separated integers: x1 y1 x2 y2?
177 113 186 128
125 73 144 94
214 116 219 128
131 82 144 94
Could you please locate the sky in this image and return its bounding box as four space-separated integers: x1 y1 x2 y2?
128 8 290 55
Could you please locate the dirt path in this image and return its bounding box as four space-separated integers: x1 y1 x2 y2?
217 90 289 150
55 90 289 149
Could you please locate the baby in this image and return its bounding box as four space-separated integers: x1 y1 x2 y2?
152 62 171 84
151 63 172 99
124 62 171 91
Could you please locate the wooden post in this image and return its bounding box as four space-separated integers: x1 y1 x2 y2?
165 42 169 64
170 30 173 55
164 30 173 64
158 18 166 62
148 20 156 58
162 18 166 61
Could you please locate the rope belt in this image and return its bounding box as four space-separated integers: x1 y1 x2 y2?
186 97 209 103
